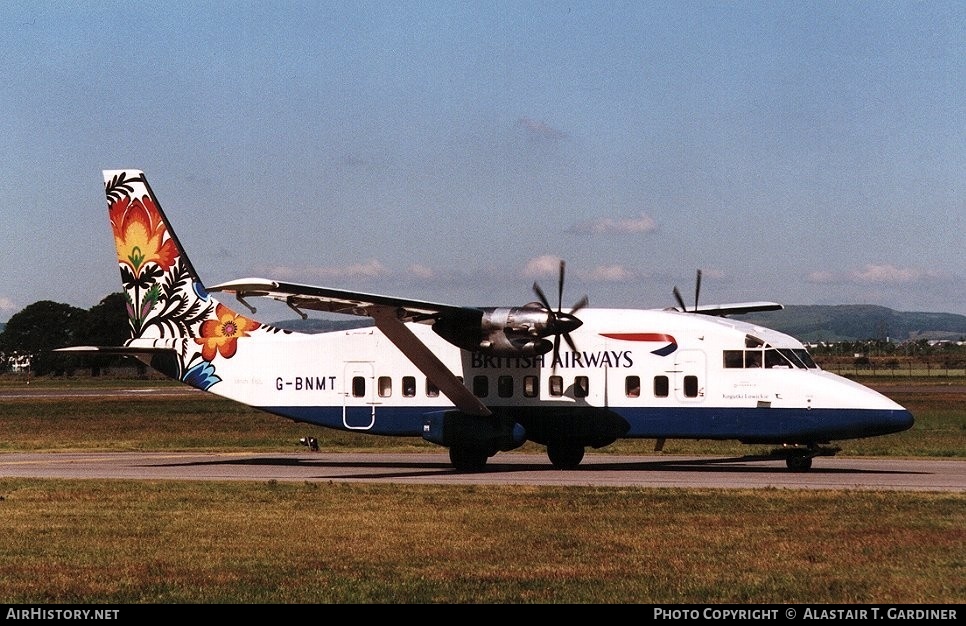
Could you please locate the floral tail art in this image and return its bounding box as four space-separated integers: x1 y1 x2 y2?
103 170 262 390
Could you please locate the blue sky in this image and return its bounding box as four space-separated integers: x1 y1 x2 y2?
2 1 963 324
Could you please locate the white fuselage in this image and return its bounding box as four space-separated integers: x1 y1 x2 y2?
130 307 912 446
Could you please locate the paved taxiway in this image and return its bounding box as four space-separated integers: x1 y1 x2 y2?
1 452 962 491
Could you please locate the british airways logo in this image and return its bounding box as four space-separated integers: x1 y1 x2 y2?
471 351 634 369
600 333 678 356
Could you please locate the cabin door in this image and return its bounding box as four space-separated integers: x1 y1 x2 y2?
343 362 377 430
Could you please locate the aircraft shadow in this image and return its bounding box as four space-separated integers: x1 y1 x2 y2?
153 453 924 481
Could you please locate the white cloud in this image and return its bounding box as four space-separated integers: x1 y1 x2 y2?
581 265 635 282
806 264 942 286
570 214 658 235
850 264 922 285
408 263 435 279
0 297 16 316
805 270 839 284
517 116 567 140
256 260 390 281
522 255 562 278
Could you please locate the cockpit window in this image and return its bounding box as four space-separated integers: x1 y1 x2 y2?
724 346 818 369
765 349 792 368
746 350 762 368
745 335 765 348
723 351 743 368
793 349 819 369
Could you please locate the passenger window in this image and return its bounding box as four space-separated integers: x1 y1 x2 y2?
653 375 669 398
352 376 366 397
574 376 589 398
402 376 416 397
723 351 743 368
426 379 439 397
625 375 641 398
523 375 539 398
549 375 564 397
498 375 514 398
473 375 489 397
378 376 392 397
684 375 699 398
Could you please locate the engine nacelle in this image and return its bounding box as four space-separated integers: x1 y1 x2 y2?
422 411 527 453
478 334 553 357
432 304 561 357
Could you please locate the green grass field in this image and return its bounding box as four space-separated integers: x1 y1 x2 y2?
0 375 962 604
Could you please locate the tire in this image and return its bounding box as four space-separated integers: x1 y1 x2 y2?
786 455 813 472
547 442 585 469
449 446 488 472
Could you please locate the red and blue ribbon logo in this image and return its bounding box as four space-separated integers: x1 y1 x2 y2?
600 333 678 356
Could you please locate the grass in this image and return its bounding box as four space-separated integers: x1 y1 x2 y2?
0 375 962 604
0 480 962 603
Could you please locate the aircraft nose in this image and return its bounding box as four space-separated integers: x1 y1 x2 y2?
881 408 915 435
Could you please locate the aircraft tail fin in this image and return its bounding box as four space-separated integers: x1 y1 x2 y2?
103 170 268 388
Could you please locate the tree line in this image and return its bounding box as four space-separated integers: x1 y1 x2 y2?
0 293 129 376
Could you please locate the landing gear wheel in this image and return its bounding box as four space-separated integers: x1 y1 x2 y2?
786 455 813 472
547 443 585 469
449 446 488 472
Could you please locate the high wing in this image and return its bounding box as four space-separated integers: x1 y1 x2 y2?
679 302 784 316
207 277 480 324
665 269 783 317
207 278 491 417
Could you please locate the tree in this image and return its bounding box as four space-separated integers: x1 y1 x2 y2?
75 292 132 375
0 301 88 375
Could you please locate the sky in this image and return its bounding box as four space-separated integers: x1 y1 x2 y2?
2 1 964 324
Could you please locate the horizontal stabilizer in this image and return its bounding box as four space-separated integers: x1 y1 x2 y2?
54 346 178 356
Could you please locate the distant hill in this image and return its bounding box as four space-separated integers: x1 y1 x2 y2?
736 305 966 343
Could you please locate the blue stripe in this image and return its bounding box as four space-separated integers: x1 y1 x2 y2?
255 404 913 444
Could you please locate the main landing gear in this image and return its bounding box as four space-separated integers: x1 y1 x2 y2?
449 445 490 472
546 442 585 470
449 442 589 471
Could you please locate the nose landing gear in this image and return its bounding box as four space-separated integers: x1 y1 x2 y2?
774 444 841 472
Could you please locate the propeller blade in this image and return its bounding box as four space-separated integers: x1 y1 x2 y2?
533 282 551 311
570 294 589 314
694 269 702 312
551 333 561 374
557 260 565 313
673 286 687 312
563 331 578 353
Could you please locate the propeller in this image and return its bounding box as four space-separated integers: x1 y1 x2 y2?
673 269 702 313
532 260 588 371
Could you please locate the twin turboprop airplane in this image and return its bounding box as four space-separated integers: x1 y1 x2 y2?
63 169 914 472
